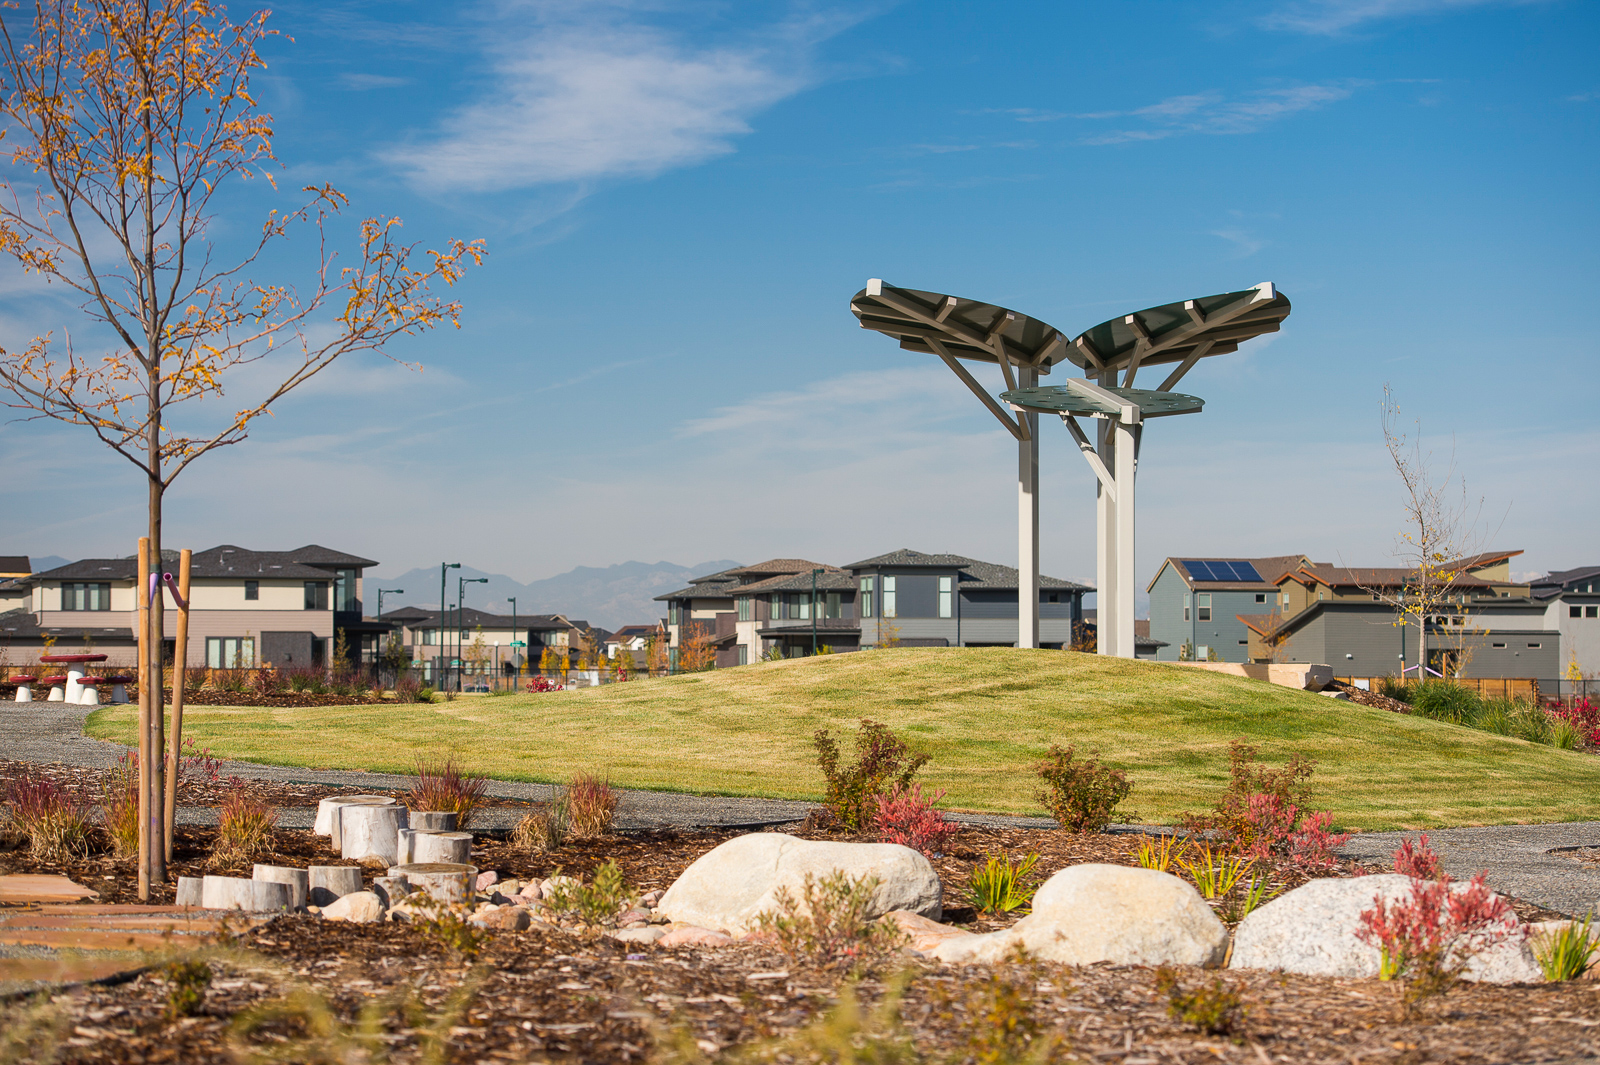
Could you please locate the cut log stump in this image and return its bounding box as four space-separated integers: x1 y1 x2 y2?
308 865 364 907
201 875 293 913
253 864 309 910
397 829 472 866
411 810 459 832
340 804 409 866
387 863 477 905
315 796 395 850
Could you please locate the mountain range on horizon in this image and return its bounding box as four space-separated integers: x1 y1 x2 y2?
364 559 741 632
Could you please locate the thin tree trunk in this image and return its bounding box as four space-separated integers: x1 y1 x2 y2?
147 472 166 885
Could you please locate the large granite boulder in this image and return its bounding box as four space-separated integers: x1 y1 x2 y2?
1230 874 1540 984
890 865 1229 968
656 833 941 936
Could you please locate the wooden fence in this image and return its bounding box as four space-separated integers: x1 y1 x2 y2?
1337 677 1541 702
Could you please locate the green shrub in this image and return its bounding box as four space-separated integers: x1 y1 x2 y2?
813 719 929 832
1154 966 1247 1038
1378 675 1415 703
544 859 630 927
1552 718 1580 750
1411 681 1481 724
966 853 1040 916
1035 744 1132 833
753 870 907 968
163 957 213 1019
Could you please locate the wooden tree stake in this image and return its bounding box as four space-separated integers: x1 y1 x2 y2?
163 548 192 862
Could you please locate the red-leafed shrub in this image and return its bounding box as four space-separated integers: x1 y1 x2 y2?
1393 834 1445 880
566 772 619 838
1550 699 1600 745
213 780 277 868
5 774 92 860
525 676 563 693
872 782 960 857
407 755 488 829
1357 872 1523 1015
1240 793 1350 874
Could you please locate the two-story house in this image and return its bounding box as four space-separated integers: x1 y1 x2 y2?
10 544 381 668
1233 550 1557 680
657 550 1091 669
1147 556 1312 663
1530 566 1600 692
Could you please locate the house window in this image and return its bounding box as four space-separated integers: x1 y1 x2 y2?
334 568 358 612
737 597 752 622
938 576 953 618
882 576 897 618
1255 593 1266 603
1589 606 1599 618
794 594 811 620
1528 642 1542 649
61 582 111 611
737 645 748 666
1183 593 1190 622
1493 642 1506 648
859 577 874 618
206 637 255 669
1197 593 1211 622
1574 606 1584 618
244 580 259 601
825 592 841 619
770 593 782 620
304 581 329 610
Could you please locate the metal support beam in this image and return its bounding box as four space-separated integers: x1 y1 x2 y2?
1018 366 1039 649
1114 416 1137 660
928 337 1025 440
1058 413 1116 500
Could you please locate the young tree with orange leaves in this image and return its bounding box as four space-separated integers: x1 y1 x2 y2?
0 1 484 896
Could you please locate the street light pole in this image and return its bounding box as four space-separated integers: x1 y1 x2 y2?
458 576 488 690
439 563 459 684
376 588 404 619
509 597 518 677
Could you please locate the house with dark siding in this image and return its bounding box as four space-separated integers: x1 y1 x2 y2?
656 549 1090 669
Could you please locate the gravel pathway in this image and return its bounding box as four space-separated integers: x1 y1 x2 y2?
9 700 1600 915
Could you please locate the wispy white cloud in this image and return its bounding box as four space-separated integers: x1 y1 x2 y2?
1211 228 1266 257
1077 84 1358 144
386 3 865 194
341 73 410 91
1260 0 1548 34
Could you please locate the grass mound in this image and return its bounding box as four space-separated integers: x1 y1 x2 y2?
86 648 1600 829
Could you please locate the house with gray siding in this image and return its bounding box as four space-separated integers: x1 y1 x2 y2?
1527 566 1599 693
1237 551 1558 681
1147 556 1310 663
656 550 1091 668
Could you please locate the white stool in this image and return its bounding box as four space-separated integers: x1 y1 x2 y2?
10 676 35 703
79 682 100 706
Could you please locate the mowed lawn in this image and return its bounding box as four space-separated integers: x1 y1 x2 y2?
86 649 1600 830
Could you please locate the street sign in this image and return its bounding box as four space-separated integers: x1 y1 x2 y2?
509 641 527 648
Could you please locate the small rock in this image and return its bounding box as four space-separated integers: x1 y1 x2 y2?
883 910 985 956
306 904 322 915
658 925 736 948
542 875 580 897
476 871 499 892
322 891 383 924
610 926 668 945
471 905 532 931
639 889 663 907
617 908 651 926
516 882 543 902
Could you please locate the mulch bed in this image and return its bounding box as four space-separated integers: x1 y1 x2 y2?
11 914 1600 1065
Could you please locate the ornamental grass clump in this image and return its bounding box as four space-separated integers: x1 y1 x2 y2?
99 751 141 858
510 791 569 852
871 782 959 857
212 781 277 868
1034 744 1132 833
754 870 907 969
814 719 930 833
565 772 619 838
5 774 92 861
965 852 1040 916
1534 914 1599 982
406 755 487 830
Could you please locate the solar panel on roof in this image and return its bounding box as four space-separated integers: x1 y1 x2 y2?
1183 560 1264 583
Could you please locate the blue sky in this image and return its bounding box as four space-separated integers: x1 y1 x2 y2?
2 0 1596 595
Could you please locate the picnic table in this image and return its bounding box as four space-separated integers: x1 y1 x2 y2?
40 653 108 704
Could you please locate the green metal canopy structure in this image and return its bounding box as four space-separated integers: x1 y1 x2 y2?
851 279 1290 658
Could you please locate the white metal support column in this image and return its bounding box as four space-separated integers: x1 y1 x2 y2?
1095 372 1117 656
1114 410 1138 660
1018 366 1039 649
